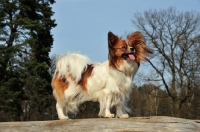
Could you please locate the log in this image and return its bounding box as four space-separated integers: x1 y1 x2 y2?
0 116 200 132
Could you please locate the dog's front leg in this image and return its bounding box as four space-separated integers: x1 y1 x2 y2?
104 94 114 118
116 102 129 118
98 101 105 117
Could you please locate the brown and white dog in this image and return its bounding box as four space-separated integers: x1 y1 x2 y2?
51 31 151 119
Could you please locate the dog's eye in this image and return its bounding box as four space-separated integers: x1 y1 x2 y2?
121 46 126 50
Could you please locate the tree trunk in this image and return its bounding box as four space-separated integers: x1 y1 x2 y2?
173 101 181 117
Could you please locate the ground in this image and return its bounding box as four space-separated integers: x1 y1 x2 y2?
0 116 200 132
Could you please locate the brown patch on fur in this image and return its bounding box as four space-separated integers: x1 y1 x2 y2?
127 32 152 63
112 40 128 68
51 72 68 102
78 64 94 90
108 32 128 68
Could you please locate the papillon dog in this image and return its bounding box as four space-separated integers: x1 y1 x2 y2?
51 31 151 119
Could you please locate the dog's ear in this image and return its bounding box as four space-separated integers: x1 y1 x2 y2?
128 31 152 62
108 31 118 48
128 31 144 46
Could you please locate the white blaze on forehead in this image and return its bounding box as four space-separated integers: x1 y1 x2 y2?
125 39 129 45
125 39 133 49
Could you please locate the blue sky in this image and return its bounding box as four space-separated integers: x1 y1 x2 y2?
50 0 200 85
50 0 200 62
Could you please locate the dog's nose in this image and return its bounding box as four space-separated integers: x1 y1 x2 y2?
130 47 134 52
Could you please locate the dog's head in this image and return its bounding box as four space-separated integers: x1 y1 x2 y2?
108 31 152 68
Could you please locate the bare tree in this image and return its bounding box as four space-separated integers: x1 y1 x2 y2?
132 7 200 117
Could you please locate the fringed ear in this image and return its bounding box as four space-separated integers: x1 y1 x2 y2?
128 31 152 62
107 31 119 67
128 31 144 46
108 31 118 48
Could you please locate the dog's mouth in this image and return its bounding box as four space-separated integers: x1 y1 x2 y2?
122 53 136 61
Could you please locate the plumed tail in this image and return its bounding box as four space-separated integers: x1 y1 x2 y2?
55 53 90 83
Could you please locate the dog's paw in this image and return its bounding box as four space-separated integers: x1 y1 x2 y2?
105 113 114 118
119 114 129 119
59 116 69 120
98 113 104 118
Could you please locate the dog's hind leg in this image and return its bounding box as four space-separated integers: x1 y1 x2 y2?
56 102 69 120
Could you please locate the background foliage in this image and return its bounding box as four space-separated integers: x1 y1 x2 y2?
0 2 200 122
0 0 56 121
